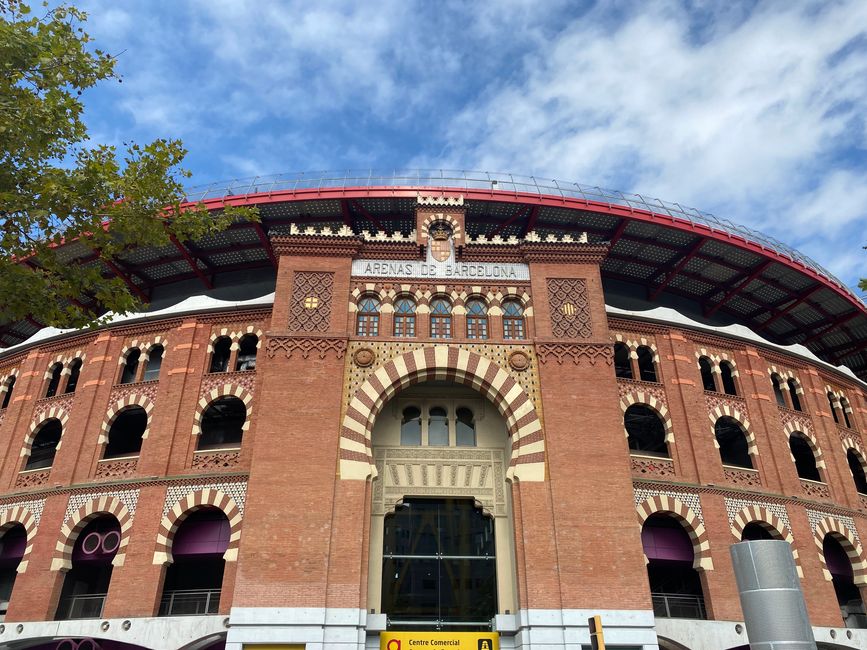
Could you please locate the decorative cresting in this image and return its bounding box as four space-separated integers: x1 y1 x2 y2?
813 517 867 583
99 394 155 445
636 495 713 570
52 496 132 571
709 405 758 456
192 384 253 437
620 393 674 443
153 489 243 565
0 506 38 573
339 346 544 482
23 407 70 459
783 421 826 470
729 505 802 577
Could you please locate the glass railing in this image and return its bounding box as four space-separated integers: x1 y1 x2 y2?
56 593 106 620
651 592 707 619
158 589 221 616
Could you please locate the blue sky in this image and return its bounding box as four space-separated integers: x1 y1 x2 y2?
77 0 867 292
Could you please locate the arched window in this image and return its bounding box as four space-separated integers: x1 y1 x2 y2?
698 357 716 392
198 397 246 450
0 524 26 613
159 508 229 616
394 297 416 338
455 407 476 447
142 345 164 382
771 374 786 407
789 433 820 482
741 522 775 541
45 363 63 397
209 337 231 373
787 378 802 411
624 405 668 457
356 295 381 337
847 450 867 495
841 397 853 429
829 392 841 424
430 298 452 339
65 358 82 394
56 516 120 620
642 514 707 619
1 376 15 410
466 299 488 340
400 406 421 446
719 361 737 396
614 343 632 379
235 334 258 371
26 419 62 470
502 300 525 340
824 534 867 628
715 416 752 469
637 346 657 382
104 406 147 458
119 348 141 384
428 406 449 446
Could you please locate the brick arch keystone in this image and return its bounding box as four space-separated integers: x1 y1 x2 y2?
620 392 674 443
153 489 243 565
0 507 38 573
339 346 544 482
192 385 254 437
730 505 801 577
52 496 132 571
814 517 867 584
636 495 713 570
99 394 155 445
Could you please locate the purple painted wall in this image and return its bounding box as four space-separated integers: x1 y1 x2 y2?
642 517 694 562
824 535 854 579
72 518 121 564
172 510 230 557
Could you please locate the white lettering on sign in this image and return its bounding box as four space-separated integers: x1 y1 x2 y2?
353 259 529 281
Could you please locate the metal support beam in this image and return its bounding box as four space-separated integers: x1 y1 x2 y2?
756 285 823 331
492 206 529 236
649 238 705 300
169 234 213 290
608 219 629 248
797 311 860 347
340 200 354 230
521 206 540 236
102 258 149 301
252 223 278 269
705 260 773 317
348 200 384 231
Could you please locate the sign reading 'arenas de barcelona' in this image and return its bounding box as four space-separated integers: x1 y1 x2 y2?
0 172 866 650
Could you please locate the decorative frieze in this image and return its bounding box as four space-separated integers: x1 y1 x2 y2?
536 343 612 366
724 467 762 488
631 455 675 479
95 458 138 480
14 469 50 490
266 336 348 360
192 450 241 471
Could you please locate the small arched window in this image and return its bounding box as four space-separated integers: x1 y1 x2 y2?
356 295 381 337
65 359 82 394
400 407 421 446
430 298 452 339
789 433 821 482
720 361 737 396
466 299 488 340
120 349 141 384
771 374 786 407
699 357 716 392
236 334 258 371
394 297 416 338
428 407 449 446
637 346 657 382
847 450 867 495
828 392 840 424
1 376 16 409
209 337 231 373
198 397 246 450
142 345 164 382
45 363 63 398
715 416 752 469
455 407 476 447
787 379 802 411
26 419 62 470
741 522 775 541
104 406 147 458
624 404 668 456
502 300 525 340
841 397 853 429
614 343 633 379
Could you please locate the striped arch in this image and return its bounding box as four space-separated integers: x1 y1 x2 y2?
841 435 867 468
208 328 233 353
729 505 802 577
234 326 263 351
51 496 132 571
709 406 758 456
339 346 544 482
153 489 243 565
0 506 38 573
782 422 826 471
620 392 674 443
419 213 462 243
22 407 70 459
814 517 867 584
636 495 713 570
192 384 254 436
99 394 155 445
45 350 87 377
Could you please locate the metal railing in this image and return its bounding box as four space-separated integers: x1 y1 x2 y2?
651 592 707 619
158 588 221 616
56 593 106 620
181 169 862 304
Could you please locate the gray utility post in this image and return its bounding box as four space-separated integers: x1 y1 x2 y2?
730 539 817 650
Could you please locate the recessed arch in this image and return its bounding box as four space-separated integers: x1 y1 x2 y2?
99 394 155 445
339 346 543 481
52 496 132 571
620 392 673 443
729 505 801 577
708 406 757 457
814 517 867 584
636 495 713 570
0 506 38 574
24 407 70 460
153 489 243 565
192 384 253 437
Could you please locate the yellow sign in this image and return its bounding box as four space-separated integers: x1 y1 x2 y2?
380 631 499 650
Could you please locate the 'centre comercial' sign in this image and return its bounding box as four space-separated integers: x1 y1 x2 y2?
380 632 499 649
352 259 529 281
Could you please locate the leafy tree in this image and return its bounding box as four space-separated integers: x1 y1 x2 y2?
0 2 256 331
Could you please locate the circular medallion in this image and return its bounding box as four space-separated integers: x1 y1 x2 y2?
354 347 376 368
508 350 529 371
